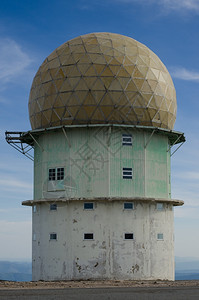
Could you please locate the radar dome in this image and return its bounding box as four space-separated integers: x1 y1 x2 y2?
29 32 177 130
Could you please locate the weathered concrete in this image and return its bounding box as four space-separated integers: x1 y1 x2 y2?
31 200 174 281
22 126 184 281
22 196 184 206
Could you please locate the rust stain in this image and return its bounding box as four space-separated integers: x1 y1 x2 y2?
131 264 139 273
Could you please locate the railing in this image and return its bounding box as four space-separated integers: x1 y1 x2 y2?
5 131 34 161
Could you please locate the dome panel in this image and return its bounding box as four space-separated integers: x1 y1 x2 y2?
29 32 177 130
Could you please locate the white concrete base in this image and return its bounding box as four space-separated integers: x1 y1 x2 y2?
32 200 174 281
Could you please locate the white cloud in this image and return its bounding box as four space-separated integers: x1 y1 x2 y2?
172 185 199 207
0 207 29 213
162 0 199 11
0 178 32 191
175 223 199 258
170 67 199 81
0 153 33 173
175 171 199 180
115 0 199 12
0 38 32 84
0 220 31 260
174 204 199 218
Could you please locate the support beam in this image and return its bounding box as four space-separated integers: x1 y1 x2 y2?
62 127 71 147
29 132 44 152
144 129 155 148
170 142 185 157
167 134 183 152
107 126 112 146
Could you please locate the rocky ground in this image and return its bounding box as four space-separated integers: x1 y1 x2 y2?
0 280 199 289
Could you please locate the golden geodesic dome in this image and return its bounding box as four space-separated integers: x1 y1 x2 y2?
29 32 177 130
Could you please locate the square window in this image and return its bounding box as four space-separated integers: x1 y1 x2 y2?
122 134 132 146
123 168 132 179
157 203 163 211
124 202 134 210
57 168 64 180
50 233 57 240
124 233 134 240
33 233 36 241
84 202 94 210
49 168 56 181
84 233 94 240
157 233 164 240
48 167 64 181
33 205 37 213
50 204 57 211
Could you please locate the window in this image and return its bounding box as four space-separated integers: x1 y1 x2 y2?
84 202 94 210
50 203 57 211
50 233 57 240
122 134 132 146
156 203 163 211
49 167 64 181
84 233 94 240
123 168 132 179
124 233 134 240
33 205 37 213
57 168 64 180
124 202 134 210
33 233 36 241
157 233 164 240
49 168 56 181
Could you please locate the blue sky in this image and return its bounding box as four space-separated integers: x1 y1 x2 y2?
0 0 199 261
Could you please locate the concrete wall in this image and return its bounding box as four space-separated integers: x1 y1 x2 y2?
32 126 174 281
32 200 174 281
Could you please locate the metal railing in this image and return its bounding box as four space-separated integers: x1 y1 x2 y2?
5 131 34 161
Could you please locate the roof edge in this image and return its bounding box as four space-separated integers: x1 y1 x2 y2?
20 124 185 145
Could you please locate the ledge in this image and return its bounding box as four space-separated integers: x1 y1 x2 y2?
22 196 184 207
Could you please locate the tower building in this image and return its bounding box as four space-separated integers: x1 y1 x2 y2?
6 33 185 281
